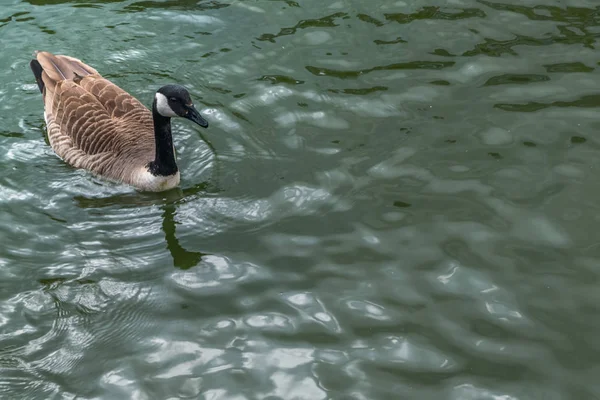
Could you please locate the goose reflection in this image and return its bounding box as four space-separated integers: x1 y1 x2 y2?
161 201 208 270
73 181 213 270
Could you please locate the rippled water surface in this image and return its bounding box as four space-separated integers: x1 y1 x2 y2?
2 0 600 398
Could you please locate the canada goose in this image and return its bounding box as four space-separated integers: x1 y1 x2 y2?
29 51 209 192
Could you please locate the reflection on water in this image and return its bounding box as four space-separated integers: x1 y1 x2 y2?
1 0 600 398
162 203 208 270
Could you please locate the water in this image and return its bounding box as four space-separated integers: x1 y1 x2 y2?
1 0 600 398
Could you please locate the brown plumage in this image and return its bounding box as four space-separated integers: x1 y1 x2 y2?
29 51 209 192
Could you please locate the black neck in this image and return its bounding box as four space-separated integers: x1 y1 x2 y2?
148 99 178 176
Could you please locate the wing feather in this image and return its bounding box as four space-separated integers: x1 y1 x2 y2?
32 51 155 182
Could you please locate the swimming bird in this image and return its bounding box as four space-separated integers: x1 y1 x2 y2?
29 51 209 192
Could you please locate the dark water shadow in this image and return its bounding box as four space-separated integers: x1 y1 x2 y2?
0 130 25 138
384 6 486 23
306 61 455 79
21 0 125 5
121 0 230 13
482 73 550 87
21 0 230 13
494 93 600 112
257 12 349 43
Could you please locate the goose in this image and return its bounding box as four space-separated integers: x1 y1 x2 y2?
29 50 209 192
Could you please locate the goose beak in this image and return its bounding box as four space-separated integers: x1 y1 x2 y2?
185 105 209 128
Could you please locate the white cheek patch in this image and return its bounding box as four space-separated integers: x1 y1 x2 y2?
155 92 178 117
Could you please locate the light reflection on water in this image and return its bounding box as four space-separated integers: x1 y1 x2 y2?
0 0 599 399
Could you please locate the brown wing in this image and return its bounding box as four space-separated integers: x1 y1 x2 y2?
34 51 155 179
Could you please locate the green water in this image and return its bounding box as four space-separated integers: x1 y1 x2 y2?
1 0 600 398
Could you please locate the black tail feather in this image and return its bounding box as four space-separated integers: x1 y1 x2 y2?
30 59 45 94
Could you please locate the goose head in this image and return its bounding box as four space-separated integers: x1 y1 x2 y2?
154 84 209 128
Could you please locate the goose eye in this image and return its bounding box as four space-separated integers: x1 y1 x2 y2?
169 97 178 102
